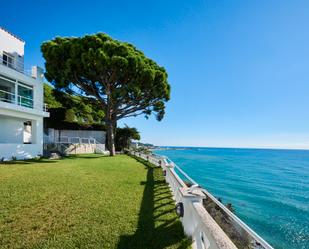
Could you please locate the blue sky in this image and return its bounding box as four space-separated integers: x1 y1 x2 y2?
3 0 309 149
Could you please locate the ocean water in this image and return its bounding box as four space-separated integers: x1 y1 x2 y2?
154 148 309 249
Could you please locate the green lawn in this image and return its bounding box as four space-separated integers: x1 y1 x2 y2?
0 155 190 249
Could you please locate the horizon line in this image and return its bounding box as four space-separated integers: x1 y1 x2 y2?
152 145 309 151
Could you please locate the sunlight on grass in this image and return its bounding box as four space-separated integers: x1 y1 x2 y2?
0 154 190 249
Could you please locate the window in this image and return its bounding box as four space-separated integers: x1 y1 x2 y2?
2 52 14 68
18 84 33 108
23 121 32 144
0 77 15 103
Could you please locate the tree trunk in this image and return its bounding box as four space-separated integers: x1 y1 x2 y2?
105 89 116 156
106 122 116 156
106 120 116 156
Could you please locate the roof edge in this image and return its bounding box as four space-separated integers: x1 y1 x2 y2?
0 26 25 43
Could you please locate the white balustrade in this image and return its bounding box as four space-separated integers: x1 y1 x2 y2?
56 136 98 144
131 151 274 249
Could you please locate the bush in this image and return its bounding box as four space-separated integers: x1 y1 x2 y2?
65 109 77 122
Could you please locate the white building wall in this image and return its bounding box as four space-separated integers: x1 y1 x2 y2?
0 116 24 143
0 144 42 160
0 27 25 71
0 27 48 160
0 113 44 160
0 28 24 56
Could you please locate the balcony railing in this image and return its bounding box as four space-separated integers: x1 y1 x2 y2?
0 89 48 112
0 53 32 77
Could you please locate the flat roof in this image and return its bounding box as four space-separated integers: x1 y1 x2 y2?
0 26 25 43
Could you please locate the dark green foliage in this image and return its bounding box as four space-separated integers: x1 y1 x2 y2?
46 108 105 130
115 125 140 151
44 84 105 128
134 147 152 154
64 109 76 122
44 84 62 108
41 33 170 155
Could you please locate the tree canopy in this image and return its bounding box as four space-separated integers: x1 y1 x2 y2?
44 84 62 109
41 33 170 155
44 84 105 129
115 125 140 151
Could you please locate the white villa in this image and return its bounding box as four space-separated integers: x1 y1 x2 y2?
0 27 49 160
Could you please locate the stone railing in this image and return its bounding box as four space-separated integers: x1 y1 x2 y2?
130 151 274 249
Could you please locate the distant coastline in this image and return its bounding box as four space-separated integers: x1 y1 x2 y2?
153 145 309 152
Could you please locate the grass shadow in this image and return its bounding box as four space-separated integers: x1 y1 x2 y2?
0 154 106 165
117 156 191 249
0 158 57 165
62 154 107 160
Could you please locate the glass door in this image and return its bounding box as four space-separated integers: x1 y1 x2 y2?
18 84 33 108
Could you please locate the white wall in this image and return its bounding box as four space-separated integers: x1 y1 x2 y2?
0 114 44 160
0 116 24 143
0 27 46 115
0 28 25 71
0 144 42 160
0 27 47 160
0 28 24 56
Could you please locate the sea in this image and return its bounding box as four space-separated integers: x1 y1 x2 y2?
154 147 309 249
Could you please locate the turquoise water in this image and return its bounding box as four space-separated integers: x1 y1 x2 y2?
154 148 309 249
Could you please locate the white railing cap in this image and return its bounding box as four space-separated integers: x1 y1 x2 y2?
193 202 238 249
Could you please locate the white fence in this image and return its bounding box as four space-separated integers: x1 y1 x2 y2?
44 129 106 145
130 151 274 249
44 129 107 155
57 136 106 153
58 136 97 144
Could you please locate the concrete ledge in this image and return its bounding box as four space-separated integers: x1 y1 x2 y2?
192 202 238 249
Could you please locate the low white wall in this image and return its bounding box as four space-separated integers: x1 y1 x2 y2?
0 143 42 160
62 143 96 154
44 143 106 155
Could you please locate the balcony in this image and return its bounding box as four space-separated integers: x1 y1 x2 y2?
0 89 48 112
0 52 33 77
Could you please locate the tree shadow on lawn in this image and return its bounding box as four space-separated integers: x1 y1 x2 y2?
0 154 105 165
63 154 107 160
117 157 191 249
0 158 57 165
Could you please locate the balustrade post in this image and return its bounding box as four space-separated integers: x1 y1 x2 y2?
178 187 205 237
164 163 174 185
